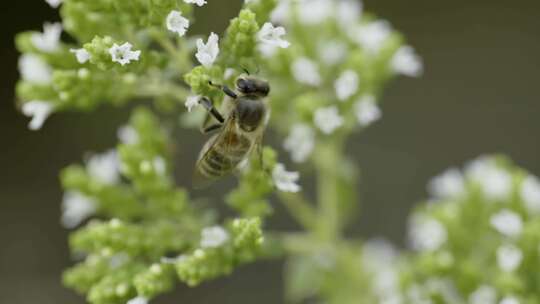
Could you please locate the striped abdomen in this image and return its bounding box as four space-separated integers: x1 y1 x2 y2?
196 131 252 180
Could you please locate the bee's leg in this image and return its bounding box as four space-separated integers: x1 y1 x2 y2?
199 97 225 123
208 81 238 99
202 123 223 134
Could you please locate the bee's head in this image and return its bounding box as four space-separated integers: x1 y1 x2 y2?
235 76 270 97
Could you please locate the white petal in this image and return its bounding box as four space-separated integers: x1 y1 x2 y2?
22 100 54 130
127 296 148 304
466 156 512 201
428 168 466 199
409 214 447 251
500 296 520 304
521 175 540 214
117 126 139 145
497 244 523 272
18 54 53 84
185 95 200 112
45 0 63 8
391 46 423 77
258 22 290 49
166 10 190 37
350 20 392 54
200 226 229 248
490 209 523 238
195 32 220 67
283 124 315 163
469 285 497 304
70 48 91 64
87 150 120 185
318 41 347 66
297 0 332 25
109 42 141 66
184 0 207 6
354 95 381 127
272 163 301 193
335 0 362 29
61 191 96 228
31 22 62 53
335 70 359 101
314 106 344 135
292 57 321 86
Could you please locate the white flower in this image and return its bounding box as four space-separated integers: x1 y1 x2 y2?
335 70 359 101
354 95 381 127
490 209 523 238
469 285 497 304
272 163 301 193
336 0 362 29
87 150 120 185
466 156 512 201
351 20 392 54
22 101 54 130
224 68 236 79
200 226 229 248
184 0 207 6
258 43 279 58
314 106 344 135
152 156 167 175
428 168 466 199
70 48 91 64
497 244 523 272
109 42 141 66
292 57 322 86
362 239 398 273
117 126 139 145
195 32 219 67
318 41 347 66
31 22 62 53
258 22 290 49
391 46 423 77
409 214 447 251
185 95 200 112
45 0 62 8
270 0 290 24
166 10 189 37
283 124 315 163
521 175 540 214
298 0 332 25
500 296 520 304
18 54 52 84
127 296 148 304
61 191 96 228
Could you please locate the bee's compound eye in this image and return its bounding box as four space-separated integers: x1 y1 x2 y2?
236 78 247 91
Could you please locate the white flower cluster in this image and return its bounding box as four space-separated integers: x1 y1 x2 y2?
266 0 419 164
200 226 229 248
406 156 540 303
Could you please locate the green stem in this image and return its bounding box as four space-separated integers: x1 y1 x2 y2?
313 137 345 241
277 192 317 231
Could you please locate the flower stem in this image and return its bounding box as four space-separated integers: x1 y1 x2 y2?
277 192 317 230
313 137 345 241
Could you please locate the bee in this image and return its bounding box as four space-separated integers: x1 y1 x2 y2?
193 74 270 187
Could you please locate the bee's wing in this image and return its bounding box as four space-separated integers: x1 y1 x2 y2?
193 116 237 188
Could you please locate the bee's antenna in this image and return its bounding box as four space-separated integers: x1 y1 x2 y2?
241 66 250 75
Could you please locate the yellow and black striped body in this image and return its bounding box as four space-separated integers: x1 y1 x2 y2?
196 126 253 180
194 84 269 187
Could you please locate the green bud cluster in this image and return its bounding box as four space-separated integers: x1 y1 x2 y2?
176 217 264 286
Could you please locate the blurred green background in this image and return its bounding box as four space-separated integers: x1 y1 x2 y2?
1 0 539 303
